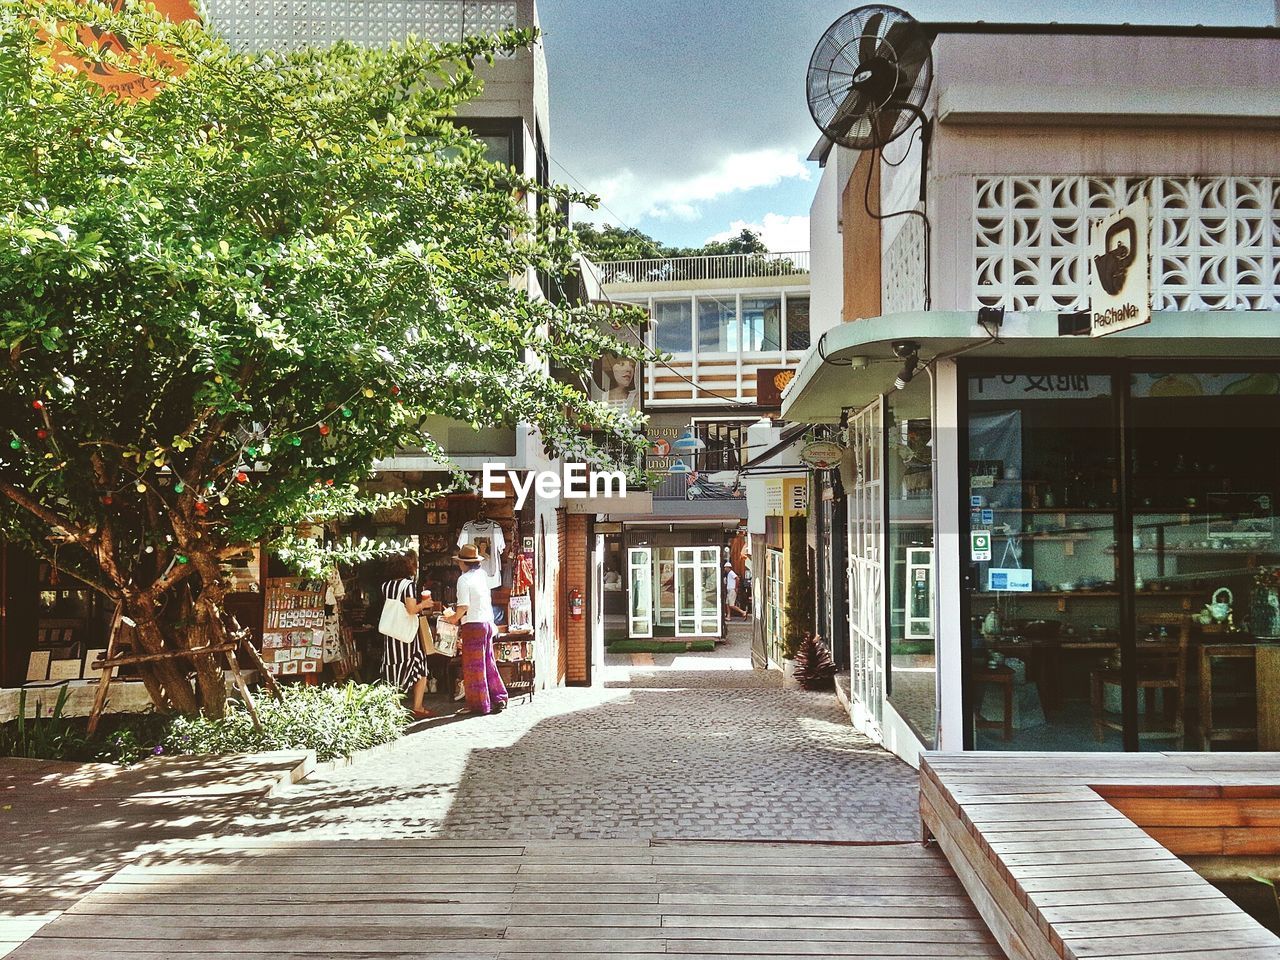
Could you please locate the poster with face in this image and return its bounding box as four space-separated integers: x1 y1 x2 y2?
592 351 641 412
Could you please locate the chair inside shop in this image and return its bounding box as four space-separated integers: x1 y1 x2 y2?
1090 614 1189 748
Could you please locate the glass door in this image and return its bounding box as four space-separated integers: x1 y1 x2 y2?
963 371 1121 751
627 547 653 638
675 546 720 636
848 398 885 737
766 548 784 664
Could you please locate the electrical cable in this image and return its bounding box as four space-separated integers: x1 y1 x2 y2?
862 134 933 311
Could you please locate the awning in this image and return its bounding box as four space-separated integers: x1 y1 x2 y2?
781 310 1280 423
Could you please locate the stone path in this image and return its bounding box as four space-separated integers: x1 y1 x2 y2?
238 624 919 842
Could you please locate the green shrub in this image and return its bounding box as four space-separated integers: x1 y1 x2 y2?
0 686 86 760
166 682 408 762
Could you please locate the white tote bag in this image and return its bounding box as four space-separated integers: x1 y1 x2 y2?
434 620 460 658
378 583 419 643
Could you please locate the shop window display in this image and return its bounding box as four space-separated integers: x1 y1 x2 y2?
965 372 1121 751
1129 371 1280 751
887 376 936 747
964 367 1280 753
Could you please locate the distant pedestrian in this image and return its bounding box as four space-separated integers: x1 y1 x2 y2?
740 565 754 620
724 562 748 622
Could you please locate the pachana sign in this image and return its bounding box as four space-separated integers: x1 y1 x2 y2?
46 0 199 101
1089 197 1150 339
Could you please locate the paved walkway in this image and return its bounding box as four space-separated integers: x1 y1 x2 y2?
238 624 919 842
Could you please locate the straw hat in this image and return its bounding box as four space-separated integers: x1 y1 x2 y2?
453 543 483 564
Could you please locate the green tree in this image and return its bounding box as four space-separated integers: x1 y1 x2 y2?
782 515 814 660
572 222 769 262
0 0 644 715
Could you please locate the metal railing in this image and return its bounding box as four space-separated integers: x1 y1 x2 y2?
596 251 810 286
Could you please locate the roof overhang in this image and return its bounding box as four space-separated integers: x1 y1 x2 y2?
781 310 1280 424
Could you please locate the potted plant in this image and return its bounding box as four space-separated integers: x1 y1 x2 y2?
782 516 814 687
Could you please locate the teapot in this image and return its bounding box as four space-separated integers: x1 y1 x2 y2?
1208 587 1233 623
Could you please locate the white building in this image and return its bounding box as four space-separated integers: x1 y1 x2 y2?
784 19 1280 765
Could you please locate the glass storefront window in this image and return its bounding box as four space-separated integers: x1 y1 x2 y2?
1129 371 1280 751
964 372 1121 751
697 298 738 353
786 296 811 351
887 376 936 747
741 297 781 352
653 300 692 353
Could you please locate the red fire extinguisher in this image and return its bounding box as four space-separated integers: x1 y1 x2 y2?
569 588 584 621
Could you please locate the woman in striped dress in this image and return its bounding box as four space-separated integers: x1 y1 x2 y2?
380 552 432 720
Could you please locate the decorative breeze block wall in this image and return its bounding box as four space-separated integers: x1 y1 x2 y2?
204 0 520 52
973 176 1280 312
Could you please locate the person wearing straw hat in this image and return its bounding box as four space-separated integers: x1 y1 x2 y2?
441 543 508 715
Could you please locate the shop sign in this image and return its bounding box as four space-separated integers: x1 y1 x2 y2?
784 477 808 516
798 440 844 471
987 567 1032 592
970 530 992 562
756 368 796 408
764 479 784 514
46 0 201 101
1090 198 1150 339
969 374 1108 401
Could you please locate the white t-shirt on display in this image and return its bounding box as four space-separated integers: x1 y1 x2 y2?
457 519 506 588
456 566 495 625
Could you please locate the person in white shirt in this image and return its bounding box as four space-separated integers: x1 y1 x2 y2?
441 543 508 715
724 562 748 623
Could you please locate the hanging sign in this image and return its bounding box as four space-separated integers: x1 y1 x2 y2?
756 368 795 408
970 530 992 562
1090 198 1150 338
798 440 844 470
46 0 201 101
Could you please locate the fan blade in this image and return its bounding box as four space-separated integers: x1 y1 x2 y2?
826 88 876 143
883 20 931 98
860 10 886 66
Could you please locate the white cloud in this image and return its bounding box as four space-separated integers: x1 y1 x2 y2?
710 213 811 252
580 147 812 224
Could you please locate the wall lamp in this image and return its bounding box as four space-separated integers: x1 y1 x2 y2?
977 306 1005 337
892 341 921 391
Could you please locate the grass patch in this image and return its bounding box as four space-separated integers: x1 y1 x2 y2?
608 639 717 654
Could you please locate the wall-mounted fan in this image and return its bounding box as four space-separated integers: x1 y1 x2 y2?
807 5 932 149
807 5 933 198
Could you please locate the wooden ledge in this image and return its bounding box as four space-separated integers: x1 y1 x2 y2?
920 752 1280 960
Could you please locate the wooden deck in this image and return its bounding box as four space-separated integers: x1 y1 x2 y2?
920 752 1280 960
7 838 1005 959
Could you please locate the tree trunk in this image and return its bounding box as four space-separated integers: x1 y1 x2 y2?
127 604 200 715
187 549 232 719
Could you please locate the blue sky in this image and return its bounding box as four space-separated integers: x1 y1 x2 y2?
535 0 1275 250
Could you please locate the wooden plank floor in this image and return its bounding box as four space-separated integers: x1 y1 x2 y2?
6 839 1005 959
920 752 1280 960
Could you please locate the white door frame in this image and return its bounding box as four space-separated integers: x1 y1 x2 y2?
627 547 654 639
674 546 721 637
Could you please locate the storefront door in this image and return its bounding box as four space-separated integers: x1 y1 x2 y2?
627 547 653 638
674 546 720 637
849 398 886 737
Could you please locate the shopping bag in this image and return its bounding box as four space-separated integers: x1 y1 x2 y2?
418 616 438 656
378 594 419 643
434 619 460 658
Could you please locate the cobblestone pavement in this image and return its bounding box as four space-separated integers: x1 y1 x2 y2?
235 624 920 842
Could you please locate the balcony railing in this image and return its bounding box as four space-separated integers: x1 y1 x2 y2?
596 251 810 286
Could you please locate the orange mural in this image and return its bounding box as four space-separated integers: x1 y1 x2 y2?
47 0 200 101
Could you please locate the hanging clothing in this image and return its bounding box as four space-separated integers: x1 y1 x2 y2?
457 519 506 588
460 621 508 714
379 578 426 691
